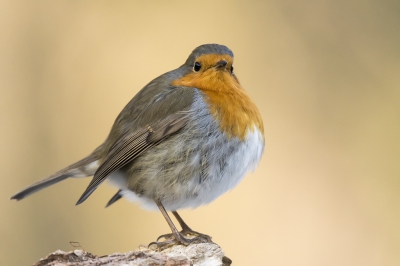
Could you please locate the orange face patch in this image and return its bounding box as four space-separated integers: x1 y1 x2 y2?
172 54 264 140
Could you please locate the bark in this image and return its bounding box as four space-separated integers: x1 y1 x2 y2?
33 243 232 266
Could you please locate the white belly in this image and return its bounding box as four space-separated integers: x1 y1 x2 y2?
108 127 264 211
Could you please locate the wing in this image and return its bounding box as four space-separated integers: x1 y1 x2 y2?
76 112 189 205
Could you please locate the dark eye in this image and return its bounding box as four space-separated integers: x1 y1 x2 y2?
231 65 234 74
194 62 201 72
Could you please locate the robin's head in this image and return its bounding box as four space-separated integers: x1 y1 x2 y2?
173 44 239 91
184 44 234 69
172 44 264 140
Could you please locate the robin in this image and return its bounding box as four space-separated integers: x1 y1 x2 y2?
11 44 265 248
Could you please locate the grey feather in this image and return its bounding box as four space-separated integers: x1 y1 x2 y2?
76 112 190 205
10 152 100 200
105 190 123 207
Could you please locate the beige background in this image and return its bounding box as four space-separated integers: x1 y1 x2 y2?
1 1 400 265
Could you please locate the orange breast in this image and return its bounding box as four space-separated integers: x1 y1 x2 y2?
172 55 264 140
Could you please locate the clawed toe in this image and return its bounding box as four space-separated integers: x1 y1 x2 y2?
180 229 212 242
149 231 212 250
156 230 212 242
151 204 213 250
148 239 177 250
156 233 174 242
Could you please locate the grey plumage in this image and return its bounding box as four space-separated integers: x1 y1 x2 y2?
111 90 263 211
76 110 191 205
11 53 196 203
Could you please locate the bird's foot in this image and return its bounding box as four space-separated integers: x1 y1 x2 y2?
149 230 212 250
157 228 212 242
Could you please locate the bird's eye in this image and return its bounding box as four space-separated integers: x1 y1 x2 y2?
230 65 234 74
194 62 201 72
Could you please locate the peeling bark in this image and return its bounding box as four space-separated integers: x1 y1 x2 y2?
33 243 232 266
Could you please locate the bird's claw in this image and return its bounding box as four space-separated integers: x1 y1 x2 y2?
156 233 174 242
157 229 212 242
149 231 212 250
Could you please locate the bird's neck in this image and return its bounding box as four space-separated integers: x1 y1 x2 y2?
173 71 264 140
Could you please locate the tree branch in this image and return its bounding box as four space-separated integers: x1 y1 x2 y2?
33 243 232 266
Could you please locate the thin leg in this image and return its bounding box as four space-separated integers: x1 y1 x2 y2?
172 211 193 232
149 200 212 249
156 210 212 243
172 211 212 241
155 200 181 238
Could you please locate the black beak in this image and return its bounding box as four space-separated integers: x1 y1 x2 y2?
215 60 228 69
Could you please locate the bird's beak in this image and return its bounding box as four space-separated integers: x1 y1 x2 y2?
215 60 228 70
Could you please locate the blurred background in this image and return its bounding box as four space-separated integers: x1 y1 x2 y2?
1 1 400 265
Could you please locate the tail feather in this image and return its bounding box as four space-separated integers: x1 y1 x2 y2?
105 190 123 208
11 154 99 201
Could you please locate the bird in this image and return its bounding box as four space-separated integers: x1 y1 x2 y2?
11 44 265 248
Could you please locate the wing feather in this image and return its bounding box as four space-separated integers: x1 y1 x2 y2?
76 112 189 205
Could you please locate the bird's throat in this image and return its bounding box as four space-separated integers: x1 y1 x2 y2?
172 69 264 140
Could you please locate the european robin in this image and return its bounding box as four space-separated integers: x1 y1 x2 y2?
11 44 264 247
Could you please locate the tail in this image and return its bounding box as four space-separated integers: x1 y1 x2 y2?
11 150 101 201
105 189 123 208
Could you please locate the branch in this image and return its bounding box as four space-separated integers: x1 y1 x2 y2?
33 243 232 266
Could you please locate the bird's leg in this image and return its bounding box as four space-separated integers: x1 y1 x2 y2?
149 200 212 249
157 211 212 242
172 211 193 232
173 211 212 241
153 200 181 244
